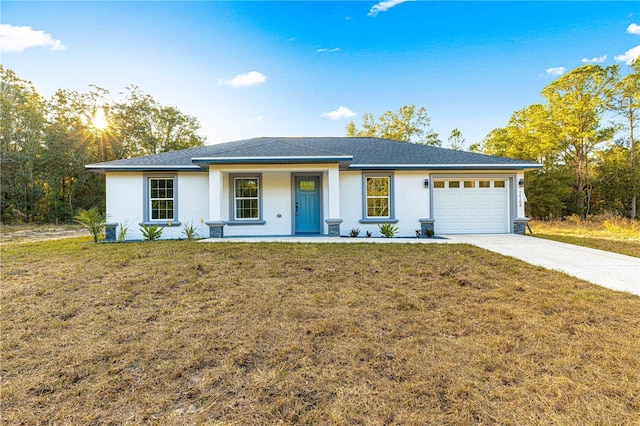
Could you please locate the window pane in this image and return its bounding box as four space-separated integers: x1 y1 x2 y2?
151 200 174 220
299 180 315 191
236 178 258 197
494 181 505 188
449 181 460 188
479 181 490 188
149 178 174 220
367 198 389 217
433 181 444 189
236 199 258 219
367 177 389 197
464 181 474 188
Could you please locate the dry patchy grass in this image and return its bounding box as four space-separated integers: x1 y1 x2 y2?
2 239 639 425
530 216 640 258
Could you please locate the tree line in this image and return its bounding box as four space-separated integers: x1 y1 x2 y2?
0 66 206 224
347 63 639 220
2 61 637 224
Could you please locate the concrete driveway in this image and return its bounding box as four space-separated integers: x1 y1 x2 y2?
445 234 640 296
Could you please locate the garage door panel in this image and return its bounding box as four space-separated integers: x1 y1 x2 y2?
433 179 509 234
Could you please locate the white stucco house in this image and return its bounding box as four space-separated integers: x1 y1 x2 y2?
85 137 541 240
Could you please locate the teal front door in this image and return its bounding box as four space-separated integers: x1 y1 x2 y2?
295 176 321 233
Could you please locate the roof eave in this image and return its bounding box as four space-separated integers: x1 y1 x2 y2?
191 155 354 164
85 164 204 173
348 163 542 170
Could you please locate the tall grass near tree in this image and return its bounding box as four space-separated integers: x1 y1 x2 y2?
531 214 640 257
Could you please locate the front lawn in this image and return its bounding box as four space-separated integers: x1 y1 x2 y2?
2 239 639 424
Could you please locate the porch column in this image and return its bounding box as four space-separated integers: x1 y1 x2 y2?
207 167 225 238
325 166 342 236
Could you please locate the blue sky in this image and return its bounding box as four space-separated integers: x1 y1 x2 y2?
1 1 639 147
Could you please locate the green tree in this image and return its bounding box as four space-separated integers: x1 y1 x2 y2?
592 140 637 215
542 64 617 216
611 60 640 218
447 128 466 150
0 66 47 223
480 104 572 219
112 86 206 156
346 105 441 145
40 88 109 222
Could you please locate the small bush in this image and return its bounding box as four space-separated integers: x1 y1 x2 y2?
378 223 398 238
350 228 360 237
365 230 372 238
140 224 163 241
74 206 106 242
182 221 200 240
117 221 130 242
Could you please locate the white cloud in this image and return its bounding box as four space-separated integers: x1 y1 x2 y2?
615 45 640 64
581 55 607 63
0 23 67 53
545 67 566 77
627 23 640 34
321 106 357 120
316 47 340 53
218 71 267 88
368 0 411 17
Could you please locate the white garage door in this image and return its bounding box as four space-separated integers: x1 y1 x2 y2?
433 178 509 234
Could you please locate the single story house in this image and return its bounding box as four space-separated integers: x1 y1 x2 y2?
86 137 541 240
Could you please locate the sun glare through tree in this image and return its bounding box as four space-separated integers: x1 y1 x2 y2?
92 108 108 131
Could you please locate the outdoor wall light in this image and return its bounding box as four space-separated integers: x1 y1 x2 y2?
424 179 429 188
518 178 525 188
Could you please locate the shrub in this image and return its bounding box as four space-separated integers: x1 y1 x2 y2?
182 221 200 240
378 223 399 238
140 224 163 241
74 206 106 242
350 228 360 237
365 231 372 238
117 221 130 242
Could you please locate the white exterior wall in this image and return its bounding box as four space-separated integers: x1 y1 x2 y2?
339 170 431 238
105 166 528 239
105 172 209 240
212 164 339 237
106 173 144 235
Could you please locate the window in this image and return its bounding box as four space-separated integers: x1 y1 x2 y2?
449 181 460 188
494 181 505 188
464 181 474 188
365 176 391 218
479 180 491 188
433 181 445 189
234 177 259 220
149 177 175 220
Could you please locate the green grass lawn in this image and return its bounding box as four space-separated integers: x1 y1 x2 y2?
2 239 639 424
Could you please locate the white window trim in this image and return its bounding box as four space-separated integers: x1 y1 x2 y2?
227 173 265 226
141 174 180 226
360 173 398 224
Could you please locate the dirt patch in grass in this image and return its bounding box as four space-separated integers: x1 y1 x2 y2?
0 224 88 245
2 240 639 424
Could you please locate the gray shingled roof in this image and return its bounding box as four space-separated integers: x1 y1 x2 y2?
86 137 541 171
